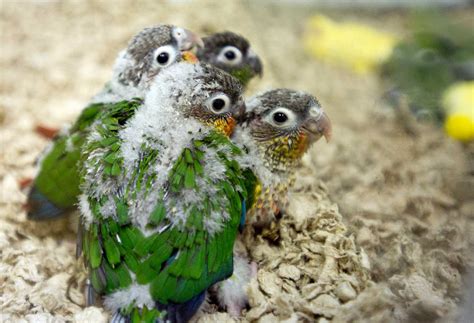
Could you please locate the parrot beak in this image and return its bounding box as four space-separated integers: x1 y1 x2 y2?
247 48 263 77
181 51 199 63
233 100 247 123
303 110 332 142
178 29 205 51
250 57 263 77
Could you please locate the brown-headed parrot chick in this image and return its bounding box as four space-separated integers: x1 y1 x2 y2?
197 31 263 88
238 88 331 227
214 89 331 316
26 25 203 221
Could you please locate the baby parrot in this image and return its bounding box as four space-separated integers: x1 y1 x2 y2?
78 62 255 323
197 31 263 87
27 25 203 220
214 89 331 315
236 88 331 226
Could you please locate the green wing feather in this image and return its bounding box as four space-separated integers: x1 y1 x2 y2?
31 100 142 213
81 127 252 309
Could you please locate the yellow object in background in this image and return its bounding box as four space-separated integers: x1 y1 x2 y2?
443 82 474 142
303 15 397 74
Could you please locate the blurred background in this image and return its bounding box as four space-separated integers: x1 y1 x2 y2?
1 0 473 322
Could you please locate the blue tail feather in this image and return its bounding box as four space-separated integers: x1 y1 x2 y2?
239 199 247 232
26 185 68 221
156 291 206 323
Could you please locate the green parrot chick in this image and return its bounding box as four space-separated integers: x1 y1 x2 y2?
95 24 203 102
197 31 263 87
27 24 203 221
79 62 250 322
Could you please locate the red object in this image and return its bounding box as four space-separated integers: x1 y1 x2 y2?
35 125 59 139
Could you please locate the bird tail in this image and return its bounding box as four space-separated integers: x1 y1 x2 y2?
26 185 69 220
157 291 206 323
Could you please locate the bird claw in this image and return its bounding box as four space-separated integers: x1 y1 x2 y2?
35 124 60 139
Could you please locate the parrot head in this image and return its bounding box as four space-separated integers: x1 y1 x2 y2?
145 62 245 136
196 31 263 86
185 63 245 136
241 89 331 171
116 24 204 88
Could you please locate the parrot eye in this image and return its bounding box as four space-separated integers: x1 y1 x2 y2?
206 93 232 114
273 112 288 123
217 46 242 66
265 107 298 128
154 45 177 67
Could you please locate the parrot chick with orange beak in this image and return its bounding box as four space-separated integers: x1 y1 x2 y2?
27 24 203 221
214 89 331 316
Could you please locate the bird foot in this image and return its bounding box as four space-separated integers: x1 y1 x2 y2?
227 302 243 317
35 124 59 139
250 261 258 278
19 177 33 190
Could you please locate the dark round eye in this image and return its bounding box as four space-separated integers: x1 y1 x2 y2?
224 50 236 60
273 112 288 123
157 52 169 64
212 98 226 111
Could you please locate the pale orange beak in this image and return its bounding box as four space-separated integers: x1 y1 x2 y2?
304 111 332 142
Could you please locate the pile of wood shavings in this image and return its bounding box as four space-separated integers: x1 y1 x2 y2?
1 1 473 322
197 172 371 322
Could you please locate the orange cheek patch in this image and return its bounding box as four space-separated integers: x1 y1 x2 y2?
213 117 236 136
296 133 309 156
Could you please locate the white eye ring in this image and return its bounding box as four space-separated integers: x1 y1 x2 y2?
217 46 243 66
153 45 178 67
206 93 232 114
265 107 298 128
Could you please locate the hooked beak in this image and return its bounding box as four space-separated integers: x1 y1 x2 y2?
249 56 263 77
178 29 205 51
303 111 332 142
233 100 247 124
181 51 199 63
